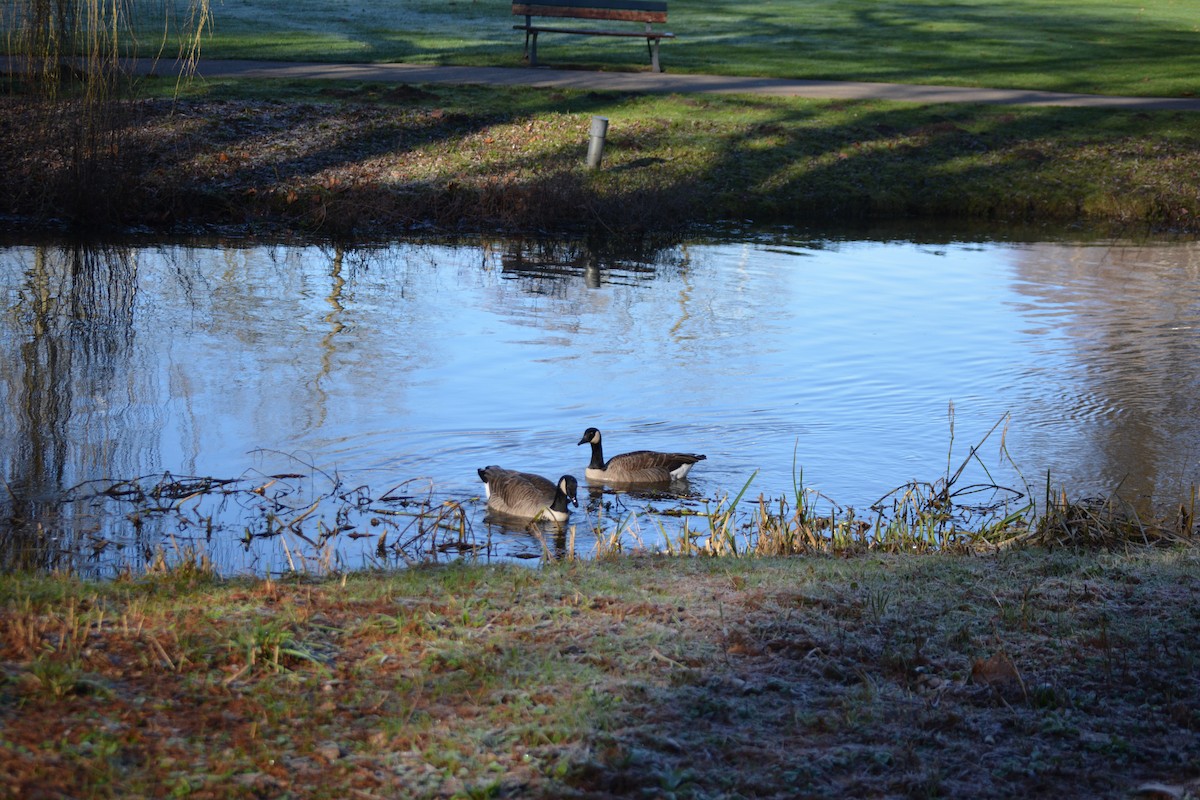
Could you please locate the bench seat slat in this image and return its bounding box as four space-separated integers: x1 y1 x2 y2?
514 24 673 38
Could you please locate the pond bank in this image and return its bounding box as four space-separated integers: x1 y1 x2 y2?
2 550 1198 798
3 78 1200 237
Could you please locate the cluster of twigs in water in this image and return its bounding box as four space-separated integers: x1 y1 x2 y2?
56 456 480 575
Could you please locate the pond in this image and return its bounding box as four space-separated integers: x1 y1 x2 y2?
2 230 1198 576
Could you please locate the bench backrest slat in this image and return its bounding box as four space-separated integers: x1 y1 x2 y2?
513 0 667 24
517 0 666 12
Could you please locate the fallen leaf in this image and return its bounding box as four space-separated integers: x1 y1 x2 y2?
971 652 1020 689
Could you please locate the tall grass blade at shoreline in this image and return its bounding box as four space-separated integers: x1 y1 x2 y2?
701 470 758 557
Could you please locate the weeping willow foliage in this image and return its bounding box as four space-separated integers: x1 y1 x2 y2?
2 0 210 224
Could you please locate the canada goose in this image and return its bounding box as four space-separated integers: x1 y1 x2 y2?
477 466 579 522
577 427 705 484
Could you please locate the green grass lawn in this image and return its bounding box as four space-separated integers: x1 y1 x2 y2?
147 0 1200 96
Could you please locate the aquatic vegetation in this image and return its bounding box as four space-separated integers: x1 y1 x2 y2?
4 429 1196 579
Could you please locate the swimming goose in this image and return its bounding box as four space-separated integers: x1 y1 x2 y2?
477 466 579 522
577 427 706 484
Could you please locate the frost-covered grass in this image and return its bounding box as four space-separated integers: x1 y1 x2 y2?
3 549 1199 798
135 0 1200 97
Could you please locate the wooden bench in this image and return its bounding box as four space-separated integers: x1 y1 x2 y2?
512 0 674 73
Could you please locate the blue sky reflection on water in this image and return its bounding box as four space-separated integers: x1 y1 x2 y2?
2 233 1199 575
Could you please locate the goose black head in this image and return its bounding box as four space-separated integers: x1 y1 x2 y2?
559 475 580 506
577 427 601 446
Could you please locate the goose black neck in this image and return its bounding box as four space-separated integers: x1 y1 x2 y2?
550 490 570 513
587 440 606 470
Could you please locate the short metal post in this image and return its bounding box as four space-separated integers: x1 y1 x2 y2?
586 116 609 170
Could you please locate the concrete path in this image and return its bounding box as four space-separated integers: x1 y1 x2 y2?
155 58 1200 111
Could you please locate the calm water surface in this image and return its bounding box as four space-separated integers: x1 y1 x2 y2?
2 232 1198 575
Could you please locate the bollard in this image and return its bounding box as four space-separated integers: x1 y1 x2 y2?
586 116 609 170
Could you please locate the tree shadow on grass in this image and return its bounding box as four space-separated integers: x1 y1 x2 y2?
3 72 1198 234
551 553 1200 798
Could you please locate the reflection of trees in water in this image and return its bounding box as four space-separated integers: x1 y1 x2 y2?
495 235 687 291
1010 243 1200 507
483 235 697 358
0 243 139 572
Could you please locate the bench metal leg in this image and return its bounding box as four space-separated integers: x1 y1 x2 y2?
521 14 539 66
648 37 661 72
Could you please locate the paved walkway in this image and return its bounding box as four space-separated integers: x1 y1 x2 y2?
157 59 1200 111
5 56 1196 110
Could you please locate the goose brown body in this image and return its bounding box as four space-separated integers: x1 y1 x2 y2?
477 466 578 522
576 427 705 484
